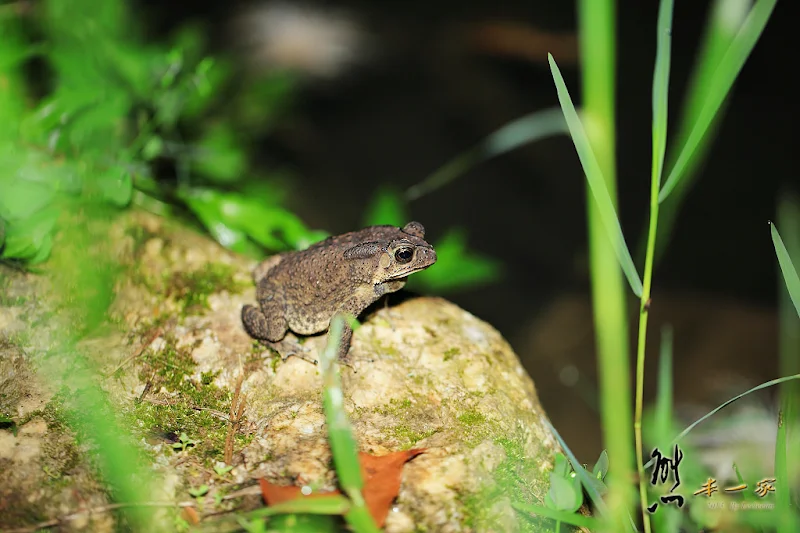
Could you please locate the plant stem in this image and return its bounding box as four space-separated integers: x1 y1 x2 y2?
577 0 635 529
635 161 660 533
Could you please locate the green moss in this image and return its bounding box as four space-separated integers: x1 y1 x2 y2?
457 410 486 426
168 263 246 314
375 397 413 416
124 224 157 259
131 336 251 465
456 437 554 532
389 424 436 449
443 347 461 361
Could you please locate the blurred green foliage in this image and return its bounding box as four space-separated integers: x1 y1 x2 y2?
0 0 322 265
364 188 502 292
1 0 495 292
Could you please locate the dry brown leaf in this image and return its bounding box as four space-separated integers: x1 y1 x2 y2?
258 448 426 527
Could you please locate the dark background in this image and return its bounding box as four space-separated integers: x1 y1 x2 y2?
141 0 797 461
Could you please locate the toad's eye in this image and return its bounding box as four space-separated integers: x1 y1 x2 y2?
395 248 414 263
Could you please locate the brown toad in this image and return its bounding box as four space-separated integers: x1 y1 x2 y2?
241 221 437 360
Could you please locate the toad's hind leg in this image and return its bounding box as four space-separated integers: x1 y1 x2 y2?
242 304 287 342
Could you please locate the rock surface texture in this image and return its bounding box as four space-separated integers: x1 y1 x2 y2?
0 211 561 532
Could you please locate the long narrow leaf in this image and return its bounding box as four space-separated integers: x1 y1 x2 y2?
651 0 673 189
245 495 352 518
548 54 643 297
320 315 381 533
405 107 568 201
658 0 778 202
320 316 363 492
774 410 794 533
542 418 640 533
644 374 800 470
512 502 601 529
653 325 674 448
772 222 800 318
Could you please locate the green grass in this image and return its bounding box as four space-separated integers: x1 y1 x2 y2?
543 0 784 531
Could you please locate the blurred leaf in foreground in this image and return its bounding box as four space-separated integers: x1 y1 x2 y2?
408 229 502 292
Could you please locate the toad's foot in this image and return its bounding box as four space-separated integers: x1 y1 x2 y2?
263 337 318 365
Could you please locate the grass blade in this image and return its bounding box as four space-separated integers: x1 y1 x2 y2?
658 0 778 202
644 374 800 470
653 325 675 449
776 194 800 522
512 502 601 530
245 495 352 518
319 315 380 533
650 0 673 189
404 107 567 201
650 0 747 258
775 410 795 532
771 222 800 318
542 418 639 532
635 2 674 530
548 54 643 297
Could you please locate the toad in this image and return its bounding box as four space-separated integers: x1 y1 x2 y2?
242 221 437 360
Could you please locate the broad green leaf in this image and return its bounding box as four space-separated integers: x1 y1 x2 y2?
548 54 643 297
181 188 324 253
191 124 247 183
771 222 800 318
659 0 778 202
0 179 55 221
593 450 609 479
0 208 59 263
96 167 133 207
546 472 582 512
405 107 567 201
407 229 502 292
363 188 407 227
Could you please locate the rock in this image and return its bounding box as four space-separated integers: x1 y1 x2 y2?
0 210 562 532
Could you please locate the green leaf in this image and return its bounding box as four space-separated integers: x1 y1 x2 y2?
97 167 133 207
180 188 323 254
513 501 600 530
188 484 209 498
320 316 363 493
653 324 675 448
363 188 407 227
659 0 778 202
548 54 643 298
592 450 609 479
246 495 351 519
405 107 567 200
0 415 17 437
408 229 502 292
547 472 582 512
644 373 800 470
0 178 55 222
0 208 59 263
553 453 570 478
772 222 800 318
192 124 247 183
651 0 674 190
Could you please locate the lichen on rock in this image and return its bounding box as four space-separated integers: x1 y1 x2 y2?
0 210 562 532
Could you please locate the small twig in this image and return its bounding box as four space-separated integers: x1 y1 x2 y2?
140 396 230 421
105 327 163 378
224 373 247 464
